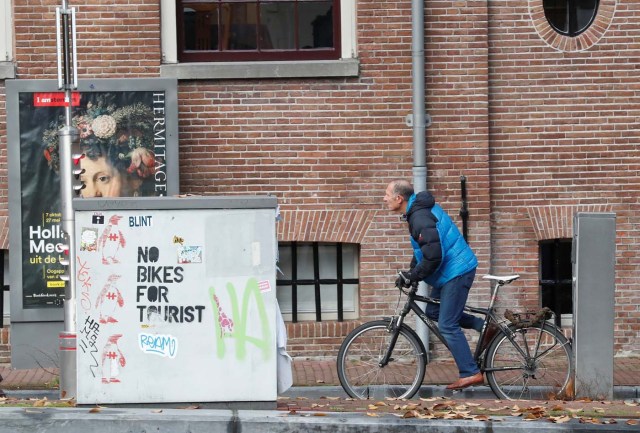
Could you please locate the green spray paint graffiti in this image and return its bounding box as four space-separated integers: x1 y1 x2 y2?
209 278 272 360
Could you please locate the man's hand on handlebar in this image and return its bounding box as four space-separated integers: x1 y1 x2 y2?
395 271 415 289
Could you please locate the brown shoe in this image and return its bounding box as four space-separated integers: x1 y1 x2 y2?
446 372 484 390
479 323 500 353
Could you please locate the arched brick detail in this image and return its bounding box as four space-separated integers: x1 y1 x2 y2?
277 209 377 243
526 205 613 240
529 0 616 52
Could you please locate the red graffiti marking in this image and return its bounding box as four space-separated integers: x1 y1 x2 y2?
77 257 93 312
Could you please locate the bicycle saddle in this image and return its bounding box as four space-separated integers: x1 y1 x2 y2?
482 274 520 285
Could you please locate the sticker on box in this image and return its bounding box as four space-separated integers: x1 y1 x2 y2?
177 246 203 264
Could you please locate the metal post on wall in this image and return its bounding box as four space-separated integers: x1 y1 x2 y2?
55 0 80 400
459 176 469 241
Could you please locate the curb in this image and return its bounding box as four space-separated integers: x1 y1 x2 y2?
0 407 637 433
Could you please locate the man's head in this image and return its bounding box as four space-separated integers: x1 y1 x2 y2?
384 180 414 213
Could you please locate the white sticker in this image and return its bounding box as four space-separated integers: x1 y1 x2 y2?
252 242 261 266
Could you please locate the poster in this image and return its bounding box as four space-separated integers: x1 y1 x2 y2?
7 80 179 312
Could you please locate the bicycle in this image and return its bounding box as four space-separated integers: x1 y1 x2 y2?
336 274 574 400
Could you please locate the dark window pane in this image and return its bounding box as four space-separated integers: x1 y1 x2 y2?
575 0 599 34
543 0 569 34
299 2 333 49
539 239 573 324
543 0 599 37
183 3 220 51
540 241 555 280
556 240 572 279
260 2 295 49
221 2 259 50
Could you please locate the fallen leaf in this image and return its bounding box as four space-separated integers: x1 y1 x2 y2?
602 418 617 424
89 407 101 413
593 408 605 413
296 397 308 400
488 406 510 412
151 409 163 414
419 397 439 402
465 402 481 407
323 396 340 400
549 415 571 423
366 412 379 417
624 400 639 407
316 380 325 384
550 405 564 411
374 401 388 406
312 413 327 416
402 410 418 418
24 409 43 414
288 410 298 415
367 404 378 410
627 420 639 426
473 415 490 421
180 405 200 410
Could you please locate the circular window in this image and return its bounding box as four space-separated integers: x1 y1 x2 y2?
530 0 615 51
543 0 599 37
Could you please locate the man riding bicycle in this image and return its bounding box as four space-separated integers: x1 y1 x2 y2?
383 179 495 390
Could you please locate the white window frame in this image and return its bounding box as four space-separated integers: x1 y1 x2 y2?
0 0 15 78
159 0 358 79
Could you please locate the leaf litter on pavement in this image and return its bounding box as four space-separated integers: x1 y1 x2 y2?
277 394 640 423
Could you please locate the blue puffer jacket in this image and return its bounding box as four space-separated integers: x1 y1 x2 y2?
405 191 477 288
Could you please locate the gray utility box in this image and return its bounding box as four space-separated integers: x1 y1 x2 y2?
572 212 616 400
73 196 278 405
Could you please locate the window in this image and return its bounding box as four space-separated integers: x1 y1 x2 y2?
276 242 359 322
177 0 340 62
543 0 599 37
539 239 573 326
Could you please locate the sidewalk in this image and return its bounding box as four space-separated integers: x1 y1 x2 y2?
1 356 639 391
0 357 638 433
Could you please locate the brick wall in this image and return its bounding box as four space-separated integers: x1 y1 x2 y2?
488 0 640 355
1 0 639 361
13 0 160 78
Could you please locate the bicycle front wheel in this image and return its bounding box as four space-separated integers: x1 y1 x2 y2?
485 323 573 400
337 319 426 400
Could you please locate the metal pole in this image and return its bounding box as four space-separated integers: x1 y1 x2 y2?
56 0 79 400
410 0 431 359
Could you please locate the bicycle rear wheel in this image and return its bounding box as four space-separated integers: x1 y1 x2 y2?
485 323 573 400
337 319 426 400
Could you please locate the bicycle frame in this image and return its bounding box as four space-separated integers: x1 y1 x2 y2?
380 278 552 370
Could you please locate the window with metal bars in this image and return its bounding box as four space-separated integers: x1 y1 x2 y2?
177 0 341 62
276 242 358 322
543 0 599 37
539 239 573 326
